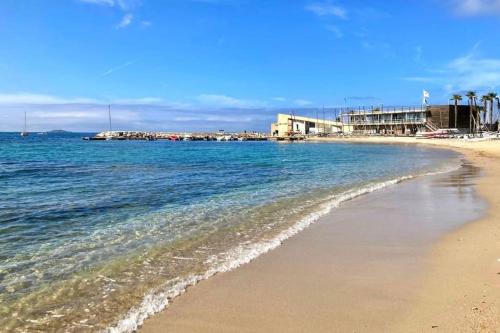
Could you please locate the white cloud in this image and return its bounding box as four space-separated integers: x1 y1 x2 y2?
450 0 500 16
402 46 500 91
196 94 267 108
294 99 313 106
272 97 286 102
0 93 169 106
0 100 277 132
79 0 141 10
79 0 115 6
447 54 500 90
102 60 135 76
0 93 98 105
116 13 133 28
115 0 142 11
141 20 152 28
305 2 347 19
402 76 437 83
0 92 326 132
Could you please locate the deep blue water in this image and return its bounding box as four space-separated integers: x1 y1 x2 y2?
0 132 459 332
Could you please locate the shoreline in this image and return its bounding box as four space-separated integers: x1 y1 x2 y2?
138 138 500 332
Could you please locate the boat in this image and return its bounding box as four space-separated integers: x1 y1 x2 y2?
20 111 29 136
417 128 460 139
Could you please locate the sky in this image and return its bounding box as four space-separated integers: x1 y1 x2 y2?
0 0 499 132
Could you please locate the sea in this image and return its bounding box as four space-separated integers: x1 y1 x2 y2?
0 132 461 332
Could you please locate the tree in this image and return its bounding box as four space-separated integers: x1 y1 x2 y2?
487 92 498 130
481 95 490 129
451 94 462 129
466 91 477 134
496 96 500 131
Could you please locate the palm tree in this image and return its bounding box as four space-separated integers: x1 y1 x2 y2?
496 96 500 131
487 92 498 130
481 95 490 129
466 91 477 134
451 94 462 129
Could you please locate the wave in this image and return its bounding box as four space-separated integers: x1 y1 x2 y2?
106 162 461 333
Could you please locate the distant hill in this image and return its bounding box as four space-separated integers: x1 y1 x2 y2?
47 130 71 133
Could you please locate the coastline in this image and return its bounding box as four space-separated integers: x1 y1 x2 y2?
138 138 500 332
313 136 500 331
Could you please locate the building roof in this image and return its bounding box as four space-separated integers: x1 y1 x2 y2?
277 113 341 125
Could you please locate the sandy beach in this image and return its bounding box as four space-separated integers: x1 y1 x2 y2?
138 137 500 332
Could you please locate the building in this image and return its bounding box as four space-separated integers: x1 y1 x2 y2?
341 105 479 135
272 105 481 137
271 113 342 137
427 105 478 130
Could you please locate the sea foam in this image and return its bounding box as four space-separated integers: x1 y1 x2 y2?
106 162 460 333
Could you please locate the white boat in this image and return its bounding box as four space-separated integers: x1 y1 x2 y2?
417 128 460 139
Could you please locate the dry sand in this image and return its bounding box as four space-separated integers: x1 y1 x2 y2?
140 137 500 332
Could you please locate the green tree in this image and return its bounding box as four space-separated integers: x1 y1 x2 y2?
481 95 490 129
487 92 498 130
451 94 462 129
465 91 477 134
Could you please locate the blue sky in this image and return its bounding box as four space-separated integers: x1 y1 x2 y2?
0 0 499 132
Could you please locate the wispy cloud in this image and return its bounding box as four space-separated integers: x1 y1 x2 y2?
79 0 142 11
79 0 115 6
0 92 333 132
80 0 145 28
0 93 98 104
116 13 133 28
449 0 500 16
402 45 500 91
0 93 172 106
102 60 135 76
0 97 277 132
272 97 286 102
294 99 313 106
196 94 267 108
305 2 347 19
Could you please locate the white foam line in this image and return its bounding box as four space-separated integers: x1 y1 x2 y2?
106 163 461 333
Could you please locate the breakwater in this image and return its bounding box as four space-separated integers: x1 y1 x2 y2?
83 131 273 141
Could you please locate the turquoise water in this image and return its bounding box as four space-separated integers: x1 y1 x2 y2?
0 133 459 332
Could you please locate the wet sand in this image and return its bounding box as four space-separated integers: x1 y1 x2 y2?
140 142 492 332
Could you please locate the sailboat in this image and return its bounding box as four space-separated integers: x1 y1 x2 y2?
105 104 114 140
20 111 29 136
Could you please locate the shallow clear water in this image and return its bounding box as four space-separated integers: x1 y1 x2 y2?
0 133 459 332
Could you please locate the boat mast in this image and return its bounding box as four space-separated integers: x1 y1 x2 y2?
24 111 27 132
322 104 325 134
108 104 112 132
